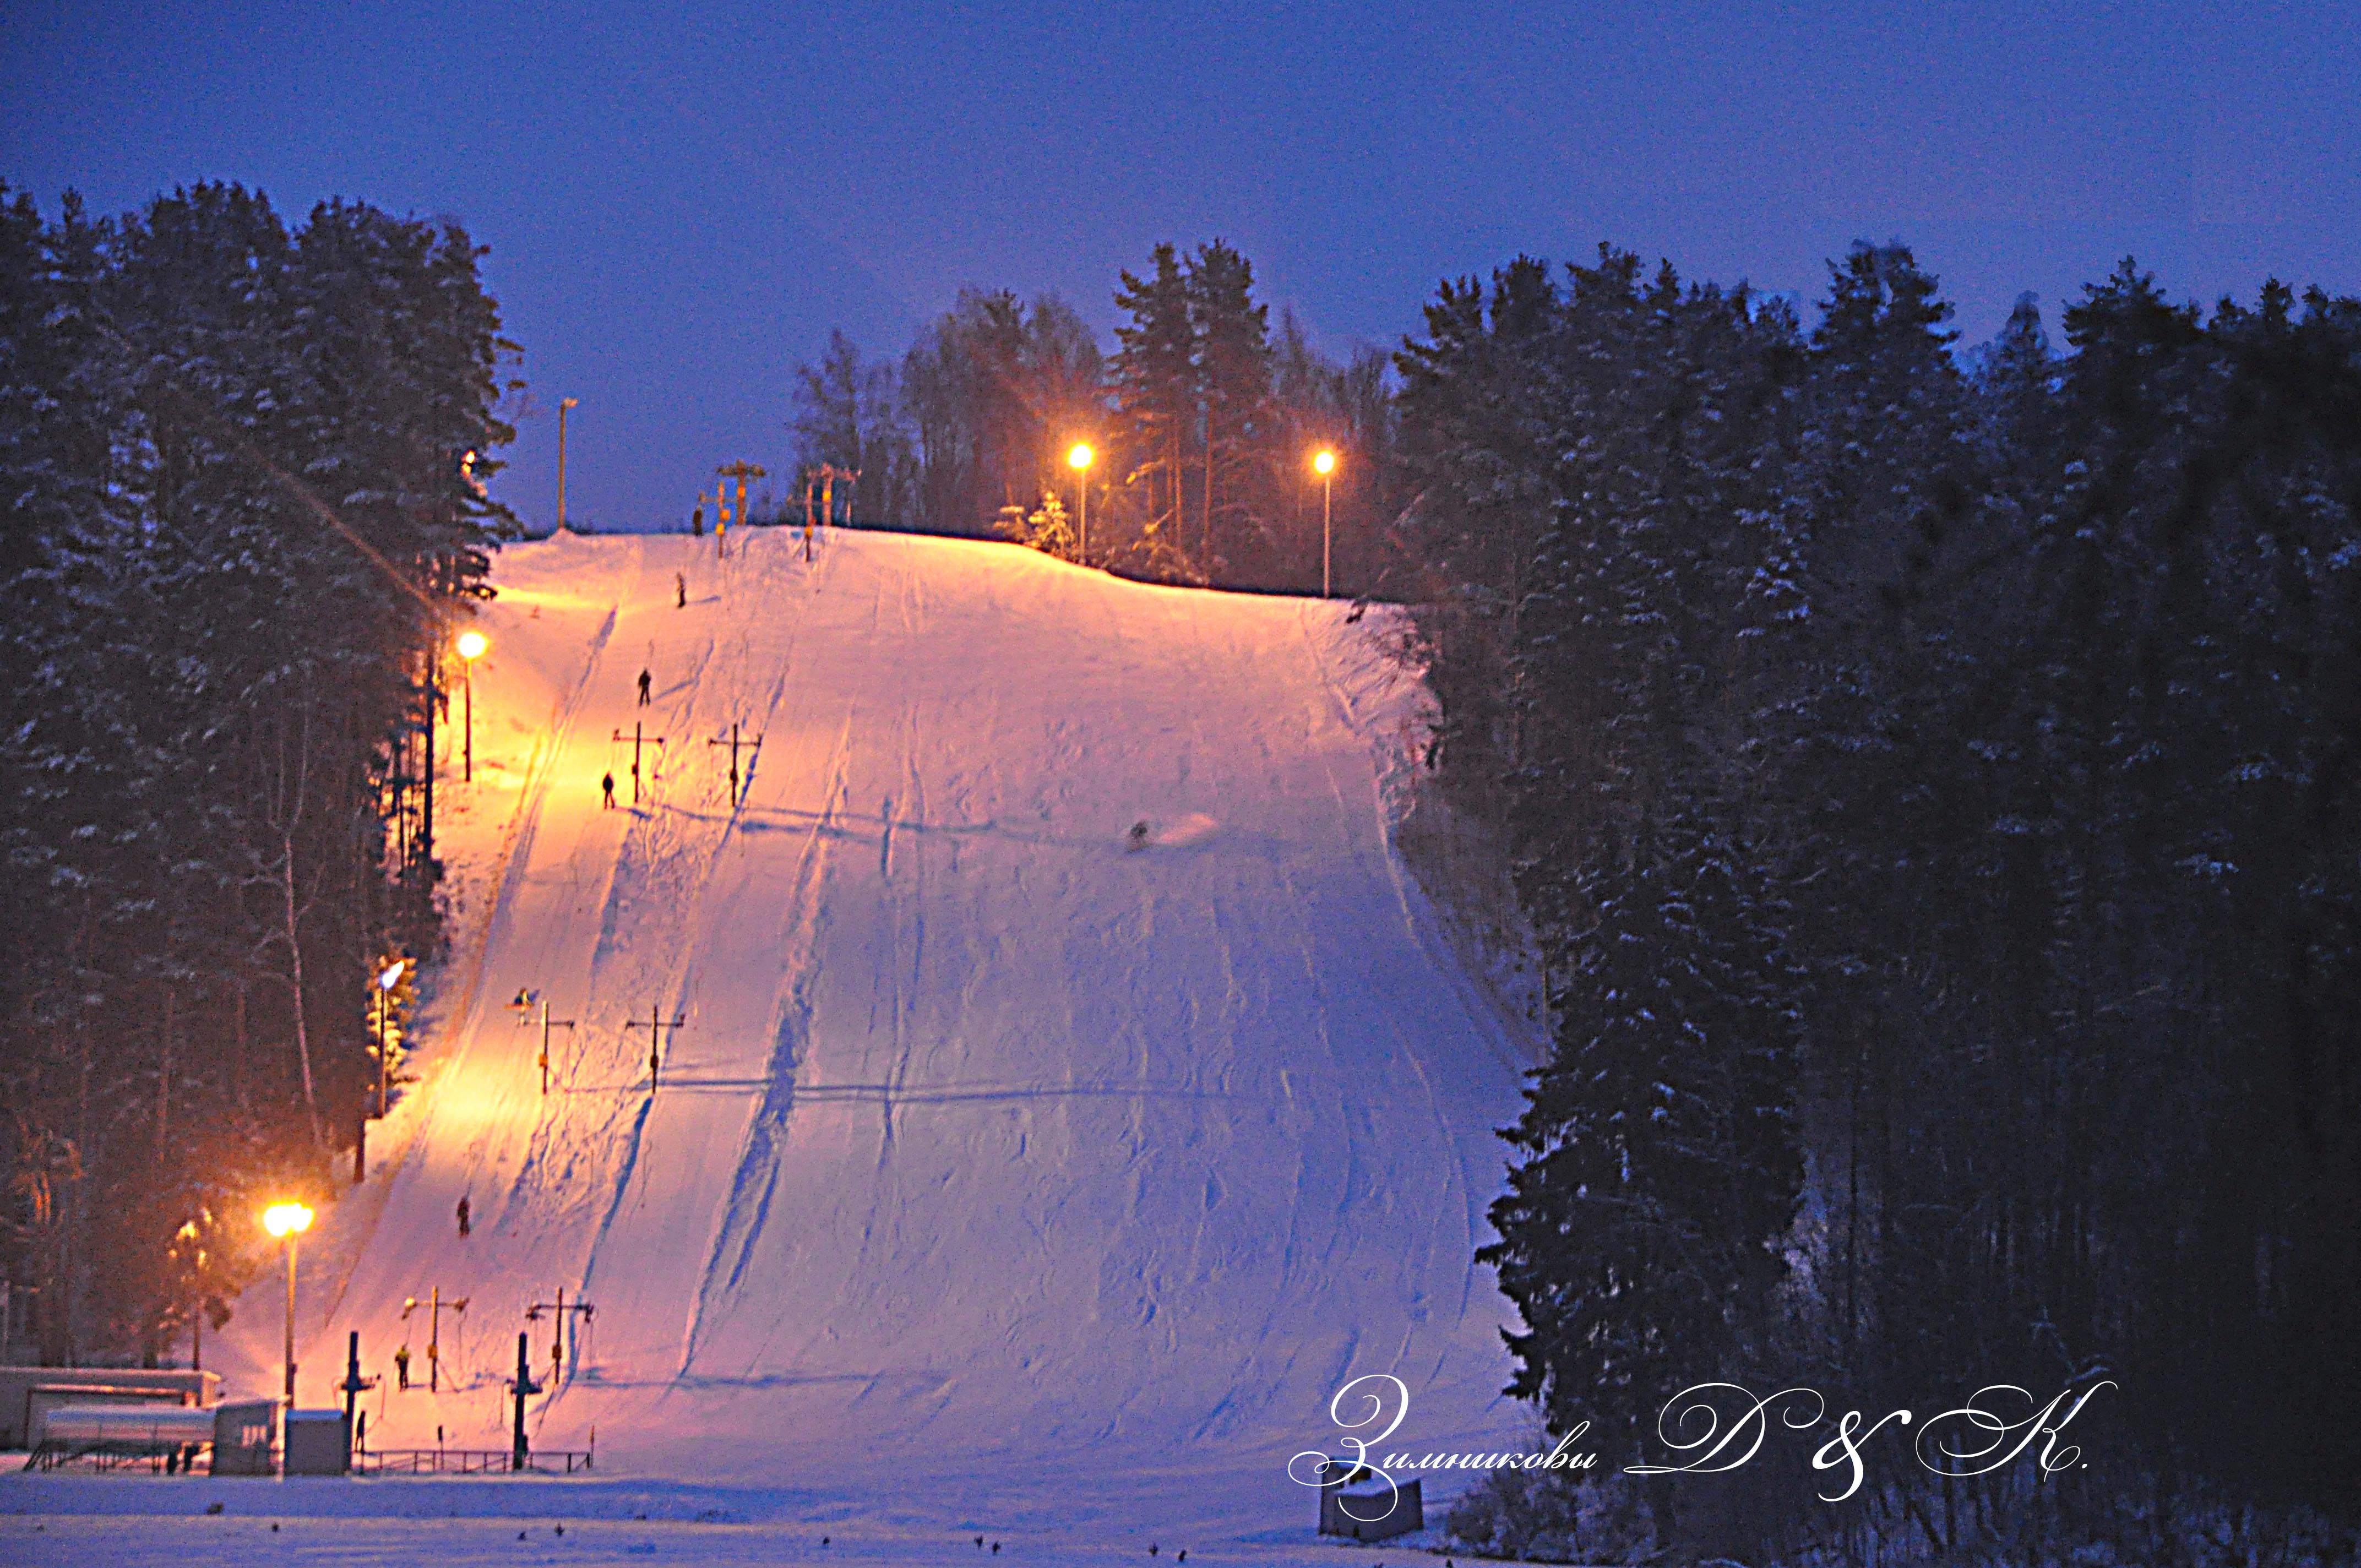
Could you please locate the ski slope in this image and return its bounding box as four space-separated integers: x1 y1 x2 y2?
215 526 1539 1534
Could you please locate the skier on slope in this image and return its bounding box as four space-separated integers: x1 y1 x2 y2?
676 572 687 608
602 772 616 810
394 1344 411 1391
637 668 652 705
456 1195 471 1238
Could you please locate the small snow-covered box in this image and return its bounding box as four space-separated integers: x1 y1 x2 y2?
210 1400 277 1476
1317 1458 1423 1542
281 1408 349 1475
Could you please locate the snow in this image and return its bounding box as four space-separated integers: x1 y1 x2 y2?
17 527 1542 1548
0 1475 1466 1566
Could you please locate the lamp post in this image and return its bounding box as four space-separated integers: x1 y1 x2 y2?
557 398 579 533
263 1202 314 1406
1067 443 1094 563
1312 449 1337 597
456 630 487 782
374 959 406 1117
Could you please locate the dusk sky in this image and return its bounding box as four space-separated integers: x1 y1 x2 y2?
6 1 2356 531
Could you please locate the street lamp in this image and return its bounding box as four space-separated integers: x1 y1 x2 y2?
557 398 580 533
374 959 407 1117
1067 443 1095 563
456 630 487 782
263 1202 314 1406
1312 449 1338 597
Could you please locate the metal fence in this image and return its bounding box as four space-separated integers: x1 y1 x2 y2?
356 1447 594 1476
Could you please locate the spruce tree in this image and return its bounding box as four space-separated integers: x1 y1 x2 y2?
1112 243 1198 561
1184 239 1274 574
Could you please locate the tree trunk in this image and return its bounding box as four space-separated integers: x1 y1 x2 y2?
1203 410 1215 564
156 983 175 1156
282 834 322 1142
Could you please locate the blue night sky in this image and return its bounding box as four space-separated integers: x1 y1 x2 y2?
5 2 2356 530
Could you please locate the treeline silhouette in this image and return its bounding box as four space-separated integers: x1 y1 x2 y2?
0 181 512 1365
1408 245 2361 1560
789 241 1396 592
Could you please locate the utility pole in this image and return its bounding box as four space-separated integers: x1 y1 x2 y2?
509 1332 541 1472
402 1288 469 1392
525 1288 595 1381
624 1002 689 1091
421 643 437 869
707 723 765 808
511 990 578 1096
1313 449 1338 598
719 462 766 557
340 1331 374 1462
720 462 765 530
282 1238 296 1405
557 397 579 532
610 722 667 805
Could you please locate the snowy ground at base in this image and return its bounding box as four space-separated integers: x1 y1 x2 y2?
0 1473 1508 1567
170 527 1539 1545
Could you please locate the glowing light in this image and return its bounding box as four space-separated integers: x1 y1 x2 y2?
263 1202 314 1239
1312 449 1337 476
1067 443 1095 471
456 630 488 661
378 959 407 993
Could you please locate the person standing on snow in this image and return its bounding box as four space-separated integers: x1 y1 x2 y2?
676 572 687 608
637 668 652 705
456 1195 471 1238
602 772 616 810
395 1344 411 1391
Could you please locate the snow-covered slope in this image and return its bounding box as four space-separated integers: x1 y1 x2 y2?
217 527 1537 1533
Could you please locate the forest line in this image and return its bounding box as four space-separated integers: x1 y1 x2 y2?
4 178 2357 1558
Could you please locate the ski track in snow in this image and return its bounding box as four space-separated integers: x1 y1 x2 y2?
201 529 1542 1539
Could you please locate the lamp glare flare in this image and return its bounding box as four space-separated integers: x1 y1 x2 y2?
1067 443 1094 471
1313 449 1336 476
456 630 488 661
263 1202 313 1239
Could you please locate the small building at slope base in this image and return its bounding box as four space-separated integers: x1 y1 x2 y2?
1318 1458 1424 1542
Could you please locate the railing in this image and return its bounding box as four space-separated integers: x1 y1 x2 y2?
22 1439 211 1474
356 1447 594 1476
29 1440 595 1478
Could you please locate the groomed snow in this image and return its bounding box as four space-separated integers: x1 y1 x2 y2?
13 527 1542 1547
